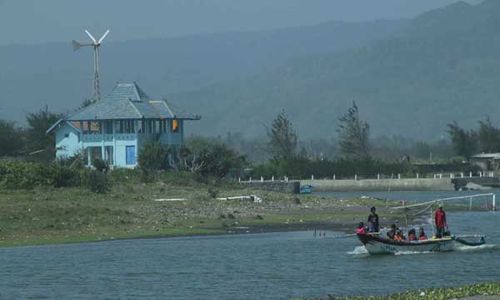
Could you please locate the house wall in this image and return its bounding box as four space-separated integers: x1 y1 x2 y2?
55 124 81 159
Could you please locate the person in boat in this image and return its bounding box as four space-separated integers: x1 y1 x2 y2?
386 224 397 239
367 206 380 233
356 222 366 234
394 229 406 241
418 227 427 240
434 204 447 238
408 228 417 241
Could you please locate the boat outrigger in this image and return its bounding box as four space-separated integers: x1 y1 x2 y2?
357 233 485 255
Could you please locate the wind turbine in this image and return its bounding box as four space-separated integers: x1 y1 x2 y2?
72 29 110 101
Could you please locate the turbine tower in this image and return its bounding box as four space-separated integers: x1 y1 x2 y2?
72 29 110 101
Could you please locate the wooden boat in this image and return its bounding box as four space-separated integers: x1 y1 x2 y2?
357 233 485 255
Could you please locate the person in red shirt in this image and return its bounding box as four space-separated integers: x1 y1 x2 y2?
434 204 447 238
355 222 366 234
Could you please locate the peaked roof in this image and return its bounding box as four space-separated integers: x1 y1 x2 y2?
67 82 200 121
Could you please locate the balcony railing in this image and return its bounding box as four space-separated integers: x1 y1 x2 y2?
82 133 137 143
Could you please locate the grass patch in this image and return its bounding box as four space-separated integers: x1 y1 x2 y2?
296 282 500 300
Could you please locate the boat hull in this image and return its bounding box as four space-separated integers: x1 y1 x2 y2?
357 234 455 254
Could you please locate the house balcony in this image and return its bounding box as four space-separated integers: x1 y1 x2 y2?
82 133 160 143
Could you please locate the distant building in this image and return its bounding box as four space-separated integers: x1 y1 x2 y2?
470 152 500 171
47 82 200 168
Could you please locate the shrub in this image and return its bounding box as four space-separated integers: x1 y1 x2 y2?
80 169 110 193
138 142 170 172
45 163 80 188
92 158 109 173
0 160 46 189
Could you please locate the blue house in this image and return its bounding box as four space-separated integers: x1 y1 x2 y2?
47 82 200 168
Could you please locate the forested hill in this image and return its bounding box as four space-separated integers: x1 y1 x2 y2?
0 19 405 123
173 0 500 140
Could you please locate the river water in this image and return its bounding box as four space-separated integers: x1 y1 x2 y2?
0 192 499 299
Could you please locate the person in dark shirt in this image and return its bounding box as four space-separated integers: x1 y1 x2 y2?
367 206 380 232
408 228 417 241
387 224 397 239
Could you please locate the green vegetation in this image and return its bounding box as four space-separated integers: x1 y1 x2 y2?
297 282 500 300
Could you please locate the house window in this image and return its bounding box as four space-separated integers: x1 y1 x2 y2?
64 133 69 138
171 119 179 133
126 146 136 165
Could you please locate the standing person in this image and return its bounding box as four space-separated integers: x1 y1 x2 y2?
367 206 380 233
434 204 447 238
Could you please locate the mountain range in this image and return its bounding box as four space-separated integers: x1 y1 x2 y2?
172 0 500 140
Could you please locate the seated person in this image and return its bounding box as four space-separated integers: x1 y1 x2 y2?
355 222 366 234
408 228 417 241
418 227 428 240
394 229 406 241
386 224 397 239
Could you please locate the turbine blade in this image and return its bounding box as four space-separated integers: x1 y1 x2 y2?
85 30 97 44
72 40 82 51
98 29 110 44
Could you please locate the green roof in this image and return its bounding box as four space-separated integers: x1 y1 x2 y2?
67 82 200 121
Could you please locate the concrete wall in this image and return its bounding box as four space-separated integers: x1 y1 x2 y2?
301 178 454 192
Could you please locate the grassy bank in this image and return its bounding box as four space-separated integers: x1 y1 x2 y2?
297 282 500 300
0 174 404 247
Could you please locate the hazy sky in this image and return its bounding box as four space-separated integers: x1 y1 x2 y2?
0 0 482 45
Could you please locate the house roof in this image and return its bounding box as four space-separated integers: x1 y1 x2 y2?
66 82 200 121
46 118 83 134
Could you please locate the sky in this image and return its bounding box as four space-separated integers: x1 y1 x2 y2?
0 0 482 46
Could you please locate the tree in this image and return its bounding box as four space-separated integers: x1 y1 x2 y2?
337 102 370 159
185 137 246 178
447 121 478 160
267 110 298 160
0 120 25 157
477 117 500 153
25 106 61 161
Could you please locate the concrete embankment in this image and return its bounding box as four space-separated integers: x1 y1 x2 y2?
301 178 454 192
240 181 300 194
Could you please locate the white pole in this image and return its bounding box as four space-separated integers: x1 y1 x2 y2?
333 174 336 180
493 194 496 211
260 176 264 182
311 174 314 180
354 174 358 181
